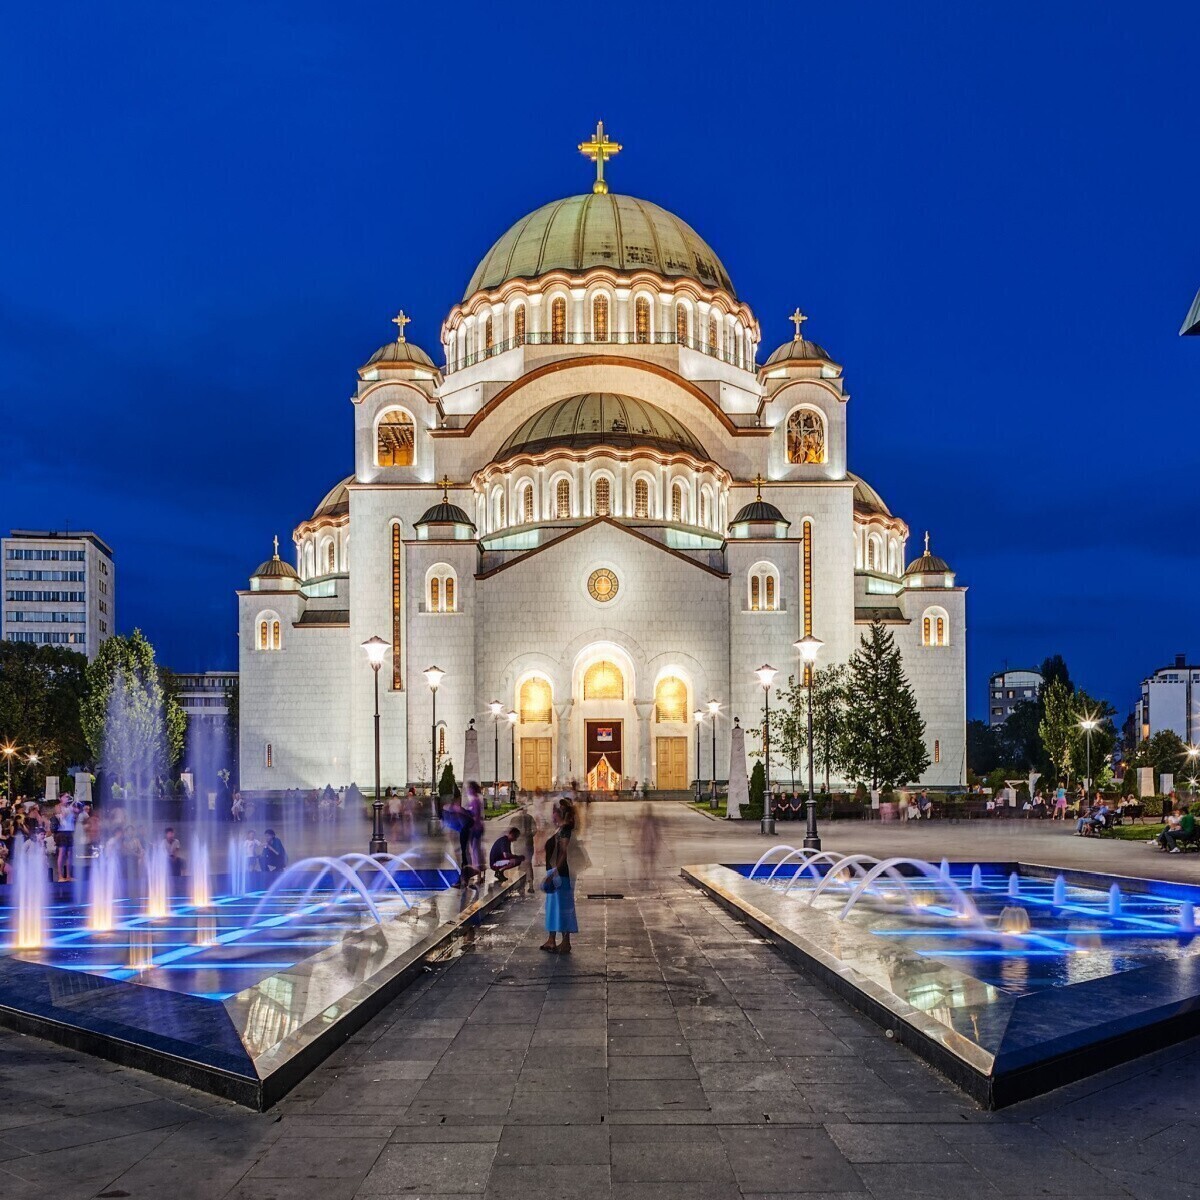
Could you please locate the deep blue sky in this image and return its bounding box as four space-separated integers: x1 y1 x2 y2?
2 2 1197 718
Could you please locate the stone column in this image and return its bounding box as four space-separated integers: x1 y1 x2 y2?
555 700 574 786
634 700 654 792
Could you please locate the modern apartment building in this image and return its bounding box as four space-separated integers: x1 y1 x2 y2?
2 530 115 660
1137 653 1199 744
988 668 1043 726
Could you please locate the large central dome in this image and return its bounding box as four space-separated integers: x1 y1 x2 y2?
464 194 735 301
495 393 709 463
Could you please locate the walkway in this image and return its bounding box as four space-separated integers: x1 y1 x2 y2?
1 803 1198 1198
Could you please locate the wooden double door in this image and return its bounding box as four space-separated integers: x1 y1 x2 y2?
656 736 689 790
520 737 552 791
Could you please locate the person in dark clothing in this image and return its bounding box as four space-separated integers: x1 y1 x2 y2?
488 826 525 882
261 829 287 873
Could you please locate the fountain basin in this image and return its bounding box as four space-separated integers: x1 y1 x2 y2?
685 858 1200 1107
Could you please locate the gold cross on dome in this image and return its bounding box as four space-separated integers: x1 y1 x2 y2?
437 475 453 501
272 534 280 558
578 121 622 195
752 473 766 499
391 310 411 342
924 530 931 555
789 308 808 340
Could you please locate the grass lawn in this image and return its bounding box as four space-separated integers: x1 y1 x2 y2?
1105 823 1165 841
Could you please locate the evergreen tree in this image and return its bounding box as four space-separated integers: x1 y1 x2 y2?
80 630 184 794
838 620 930 788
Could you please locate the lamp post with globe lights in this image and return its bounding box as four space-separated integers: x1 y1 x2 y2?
489 700 503 808
424 666 445 810
708 699 720 807
794 635 824 850
693 710 704 801
1079 716 1098 800
2 743 16 805
361 636 391 854
755 665 778 834
507 710 518 798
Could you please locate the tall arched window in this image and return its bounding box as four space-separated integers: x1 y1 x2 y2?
592 294 609 341
512 304 526 343
765 576 775 609
748 564 780 612
676 304 689 344
428 567 458 613
551 297 566 343
257 612 283 651
521 483 534 523
699 489 711 529
671 482 685 523
634 478 649 519
634 295 650 343
430 577 440 611
377 409 415 467
786 408 826 464
750 576 760 610
707 314 718 355
934 739 941 764
555 478 571 519
519 676 552 724
594 477 611 517
867 537 879 571
438 725 446 759
326 542 336 573
655 676 688 722
583 660 624 700
484 315 494 352
446 577 455 611
922 607 949 647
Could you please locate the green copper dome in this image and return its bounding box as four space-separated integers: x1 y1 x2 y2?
495 393 709 463
464 194 735 300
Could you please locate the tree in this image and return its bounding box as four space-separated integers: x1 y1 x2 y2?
809 663 848 791
1038 654 1073 696
838 620 930 788
1134 729 1188 787
1038 678 1077 784
769 675 806 789
748 760 766 815
996 700 1047 773
967 719 1000 777
80 630 185 794
0 642 89 795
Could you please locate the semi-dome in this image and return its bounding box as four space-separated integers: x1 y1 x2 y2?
364 339 437 370
495 394 709 463
847 472 892 519
464 194 735 300
311 477 353 522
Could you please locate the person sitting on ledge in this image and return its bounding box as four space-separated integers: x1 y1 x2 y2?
488 826 525 883
1075 799 1110 837
1155 806 1194 853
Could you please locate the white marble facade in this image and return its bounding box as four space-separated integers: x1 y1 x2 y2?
238 166 966 795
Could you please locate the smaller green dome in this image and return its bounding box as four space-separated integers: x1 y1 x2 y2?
365 339 437 370
415 501 475 529
764 337 832 368
731 499 788 526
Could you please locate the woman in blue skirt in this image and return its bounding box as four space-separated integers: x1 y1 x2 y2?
540 798 577 954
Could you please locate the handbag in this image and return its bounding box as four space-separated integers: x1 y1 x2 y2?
540 869 561 894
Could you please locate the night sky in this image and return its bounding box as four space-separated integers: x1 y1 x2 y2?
2 2 1197 718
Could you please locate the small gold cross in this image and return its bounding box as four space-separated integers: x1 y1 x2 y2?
578 121 622 195
391 310 411 342
437 476 453 501
789 309 808 340
272 534 280 557
752 473 766 499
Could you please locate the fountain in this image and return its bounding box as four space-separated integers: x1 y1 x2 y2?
13 840 48 949
145 843 170 918
970 864 983 889
997 905 1032 934
1180 902 1196 933
1108 883 1123 916
1008 871 1021 898
940 858 952 881
228 835 248 897
87 851 118 933
191 842 211 908
1052 875 1068 905
838 857 983 925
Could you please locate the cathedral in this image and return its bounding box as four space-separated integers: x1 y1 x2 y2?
237 125 966 797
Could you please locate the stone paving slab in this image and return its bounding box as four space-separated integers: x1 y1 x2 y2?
2 803 1200 1198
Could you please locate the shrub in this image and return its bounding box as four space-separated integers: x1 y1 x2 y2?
438 761 456 797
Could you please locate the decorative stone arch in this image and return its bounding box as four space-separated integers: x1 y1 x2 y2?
489 483 506 531
255 609 283 651
674 295 694 343
866 531 884 572
317 533 338 575
747 560 781 612
669 477 689 524
785 403 827 465
922 605 950 647
631 288 656 343
887 538 900 577
589 467 617 518
546 290 570 344
548 470 574 519
515 476 536 524
630 469 657 519
302 539 316 581
699 482 717 531
373 403 417 468
587 285 614 342
425 563 458 614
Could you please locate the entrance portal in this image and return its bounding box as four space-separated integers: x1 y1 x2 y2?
656 736 688 789
585 719 623 787
520 737 552 791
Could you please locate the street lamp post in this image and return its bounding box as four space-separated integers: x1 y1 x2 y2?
361 636 391 855
2 743 16 805
507 710 518 798
755 665 777 834
489 700 502 809
693 710 704 801
424 666 445 814
708 699 720 808
794 635 824 850
1080 717 1098 799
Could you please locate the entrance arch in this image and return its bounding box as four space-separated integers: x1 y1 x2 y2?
572 643 637 791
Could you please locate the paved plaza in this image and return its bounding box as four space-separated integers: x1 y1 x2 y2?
2 804 1199 1199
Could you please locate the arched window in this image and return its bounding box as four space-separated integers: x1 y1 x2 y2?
592 294 609 341
655 676 688 722
484 315 494 352
551 296 566 343
520 483 534 523
257 612 282 651
594 477 611 517
707 313 718 355
634 478 649 519
676 304 689 344
634 295 651 343
922 607 950 647
555 478 571 519
497 491 506 528
428 566 457 613
512 304 526 343
867 536 879 571
326 541 336 573
671 482 685 523
377 409 415 467
699 488 711 529
583 660 624 700
748 563 780 612
519 676 552 724
888 540 899 577
438 725 446 760
786 408 826 464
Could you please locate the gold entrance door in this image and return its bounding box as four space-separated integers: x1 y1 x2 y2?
520 737 552 791
656 737 688 790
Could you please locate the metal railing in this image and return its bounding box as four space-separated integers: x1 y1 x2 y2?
443 331 758 376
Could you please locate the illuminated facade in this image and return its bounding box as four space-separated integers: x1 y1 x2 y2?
237 128 966 794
